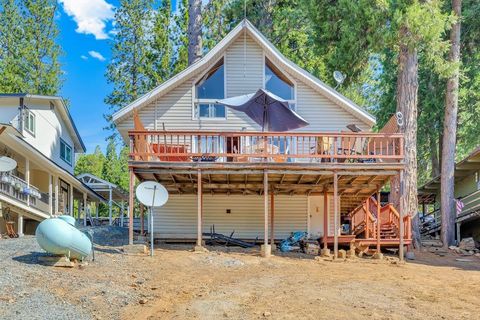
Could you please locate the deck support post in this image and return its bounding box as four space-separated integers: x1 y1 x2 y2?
270 187 275 248
366 197 370 238
323 189 328 250
108 187 113 226
196 169 203 247
120 201 125 227
128 168 135 245
262 170 271 257
399 169 405 261
48 173 53 215
17 214 24 237
333 172 339 259
54 176 58 215
376 190 381 253
83 193 87 227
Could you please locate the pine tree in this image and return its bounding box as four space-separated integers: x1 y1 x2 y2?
74 146 106 177
172 0 189 74
187 0 202 65
147 0 173 85
22 0 62 95
102 138 122 186
0 0 27 93
104 0 155 134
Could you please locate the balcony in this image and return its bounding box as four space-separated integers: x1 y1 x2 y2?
128 130 404 165
0 173 50 214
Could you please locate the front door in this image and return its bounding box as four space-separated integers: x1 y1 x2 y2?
309 196 326 238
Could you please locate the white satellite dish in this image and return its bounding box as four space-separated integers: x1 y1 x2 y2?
136 181 168 207
333 71 346 89
0 156 17 172
135 181 169 257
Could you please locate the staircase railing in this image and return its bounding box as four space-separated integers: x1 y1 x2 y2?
350 197 412 240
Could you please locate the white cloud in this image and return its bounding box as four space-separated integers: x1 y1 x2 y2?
80 55 88 60
59 0 115 40
88 51 106 61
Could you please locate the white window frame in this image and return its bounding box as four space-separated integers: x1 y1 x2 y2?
263 54 297 110
24 109 36 136
192 55 227 121
60 139 73 165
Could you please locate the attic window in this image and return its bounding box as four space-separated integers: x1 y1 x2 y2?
194 58 226 119
265 58 294 101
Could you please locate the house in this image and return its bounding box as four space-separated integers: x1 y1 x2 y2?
112 20 410 258
0 94 103 236
418 146 480 244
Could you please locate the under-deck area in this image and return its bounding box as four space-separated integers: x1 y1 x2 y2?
127 130 410 258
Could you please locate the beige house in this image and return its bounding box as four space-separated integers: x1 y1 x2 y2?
113 20 409 257
0 94 102 236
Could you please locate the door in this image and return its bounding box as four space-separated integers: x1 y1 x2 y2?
309 195 326 238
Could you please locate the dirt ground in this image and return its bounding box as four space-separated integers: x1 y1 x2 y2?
2 237 480 320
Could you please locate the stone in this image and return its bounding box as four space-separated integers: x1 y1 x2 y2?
305 243 319 255
261 244 272 257
337 249 347 259
263 311 272 317
139 299 148 305
122 244 147 255
459 237 476 251
320 248 331 257
372 252 383 260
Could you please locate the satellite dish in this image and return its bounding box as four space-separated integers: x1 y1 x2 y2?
136 181 168 208
333 71 346 88
0 156 17 172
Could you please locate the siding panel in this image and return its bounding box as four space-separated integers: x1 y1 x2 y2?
151 194 307 239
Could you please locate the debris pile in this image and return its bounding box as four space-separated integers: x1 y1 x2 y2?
449 237 479 256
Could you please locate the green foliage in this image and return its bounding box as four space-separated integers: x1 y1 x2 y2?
74 146 106 177
0 0 62 95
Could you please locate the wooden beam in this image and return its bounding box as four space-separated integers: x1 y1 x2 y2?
323 189 328 250
270 188 275 246
128 169 135 245
197 169 202 247
333 172 339 259
264 170 269 251
140 203 144 235
376 190 381 253
399 169 404 261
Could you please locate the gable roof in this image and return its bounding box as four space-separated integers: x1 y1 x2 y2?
0 93 86 153
112 19 376 126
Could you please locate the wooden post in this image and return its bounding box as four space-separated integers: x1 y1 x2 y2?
48 173 53 215
333 172 338 259
25 159 30 206
83 193 87 227
456 222 461 244
197 169 202 247
270 188 275 246
263 170 270 257
323 189 328 249
140 204 145 235
376 190 381 253
399 169 405 261
108 187 113 226
366 197 370 238
128 168 135 245
17 214 24 237
54 176 58 215
69 184 74 216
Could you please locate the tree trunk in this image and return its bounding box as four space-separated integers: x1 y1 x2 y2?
188 0 202 65
430 133 440 177
441 0 461 248
395 27 420 248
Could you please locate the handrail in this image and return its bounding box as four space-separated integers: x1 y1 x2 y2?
128 130 405 163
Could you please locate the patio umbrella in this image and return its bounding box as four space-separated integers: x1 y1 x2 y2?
216 89 309 132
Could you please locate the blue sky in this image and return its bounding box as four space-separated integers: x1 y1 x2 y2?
57 0 177 154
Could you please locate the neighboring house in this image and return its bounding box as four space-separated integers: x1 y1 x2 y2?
0 94 103 236
113 20 409 256
418 146 480 244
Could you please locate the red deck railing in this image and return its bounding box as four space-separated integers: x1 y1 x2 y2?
128 130 404 164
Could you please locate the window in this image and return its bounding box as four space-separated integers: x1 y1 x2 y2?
264 58 295 105
60 139 72 165
194 58 226 119
24 110 36 135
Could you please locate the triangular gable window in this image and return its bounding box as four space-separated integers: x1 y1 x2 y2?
265 58 294 101
194 58 226 119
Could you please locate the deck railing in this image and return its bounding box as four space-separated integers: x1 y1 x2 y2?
0 173 49 213
128 130 404 164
